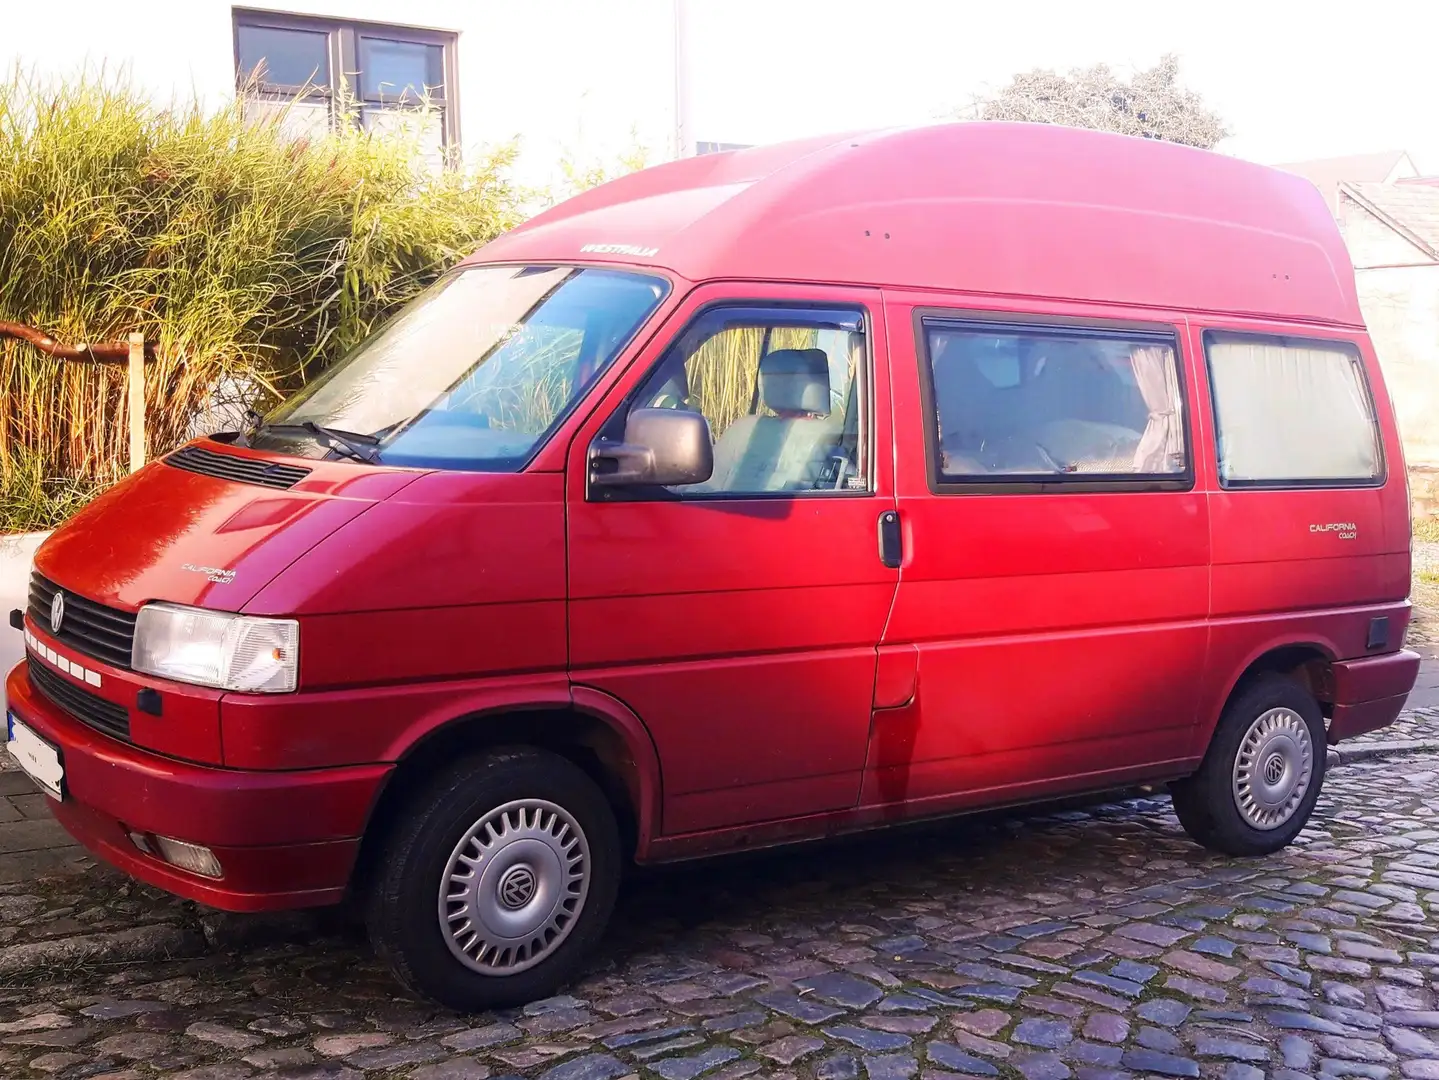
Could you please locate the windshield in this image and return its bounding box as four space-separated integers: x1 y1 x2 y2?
253 265 669 470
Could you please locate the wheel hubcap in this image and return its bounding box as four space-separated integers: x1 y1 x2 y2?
438 799 590 976
1232 707 1314 830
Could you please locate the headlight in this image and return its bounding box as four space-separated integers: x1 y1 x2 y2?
132 603 299 693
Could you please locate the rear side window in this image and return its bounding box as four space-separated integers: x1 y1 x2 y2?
1205 333 1382 487
922 320 1188 484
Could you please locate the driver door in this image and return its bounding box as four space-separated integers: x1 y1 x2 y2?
566 283 899 836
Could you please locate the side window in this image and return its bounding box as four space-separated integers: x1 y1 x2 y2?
923 321 1188 481
629 306 869 494
1205 333 1382 486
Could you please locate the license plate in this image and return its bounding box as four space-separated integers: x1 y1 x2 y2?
5 712 63 800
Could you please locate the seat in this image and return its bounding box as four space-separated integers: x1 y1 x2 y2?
1035 418 1142 473
699 348 842 492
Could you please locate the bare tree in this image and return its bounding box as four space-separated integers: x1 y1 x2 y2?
974 54 1229 150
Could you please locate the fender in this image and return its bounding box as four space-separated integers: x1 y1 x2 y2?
571 683 665 859
375 675 573 764
368 676 664 860
1189 630 1340 759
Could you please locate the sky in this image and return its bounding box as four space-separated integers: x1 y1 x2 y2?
1 0 1435 181
678 0 1439 170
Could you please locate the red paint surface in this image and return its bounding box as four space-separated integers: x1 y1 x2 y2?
52 797 358 910
478 124 1360 327
566 281 899 833
35 450 416 612
6 665 386 844
6 123 1417 912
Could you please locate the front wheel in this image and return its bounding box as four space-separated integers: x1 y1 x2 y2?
366 748 621 1011
1170 673 1326 856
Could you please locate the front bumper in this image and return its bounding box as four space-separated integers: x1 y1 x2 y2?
1327 649 1422 744
6 660 391 911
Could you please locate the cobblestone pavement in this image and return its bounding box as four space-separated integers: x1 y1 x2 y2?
0 771 85 884
1402 626 1439 712
1339 707 1437 751
4 751 1439 1079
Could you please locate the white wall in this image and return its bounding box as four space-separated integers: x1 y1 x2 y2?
1354 264 1439 469
1337 195 1439 469
0 534 47 714
0 0 679 191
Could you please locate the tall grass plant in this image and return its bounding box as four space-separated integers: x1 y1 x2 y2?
0 70 520 531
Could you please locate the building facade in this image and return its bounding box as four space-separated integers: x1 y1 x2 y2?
1 1 690 191
1282 153 1439 480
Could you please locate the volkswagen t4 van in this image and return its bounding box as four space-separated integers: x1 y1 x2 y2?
5 123 1420 1009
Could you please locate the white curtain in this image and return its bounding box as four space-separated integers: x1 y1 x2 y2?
1130 345 1184 473
1208 336 1380 482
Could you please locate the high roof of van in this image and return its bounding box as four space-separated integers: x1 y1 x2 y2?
468 122 1362 327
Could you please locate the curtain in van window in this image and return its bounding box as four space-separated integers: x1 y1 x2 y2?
1131 345 1184 473
1207 336 1381 483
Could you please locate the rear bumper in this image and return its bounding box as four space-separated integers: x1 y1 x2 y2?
1327 649 1422 744
6 660 391 911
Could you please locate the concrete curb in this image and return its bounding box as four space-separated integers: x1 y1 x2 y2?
1323 742 1439 770
0 531 50 715
0 923 204 981
1328 739 1439 768
0 911 333 985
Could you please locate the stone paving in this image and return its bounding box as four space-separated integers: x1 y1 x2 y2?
0 771 85 884
3 747 1439 1078
1340 707 1438 751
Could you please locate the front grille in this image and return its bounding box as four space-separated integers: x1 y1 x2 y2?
27 656 131 743
165 444 311 490
28 574 136 670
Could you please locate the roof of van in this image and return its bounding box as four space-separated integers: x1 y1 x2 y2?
468 123 1363 327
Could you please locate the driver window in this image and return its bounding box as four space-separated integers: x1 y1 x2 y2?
632 307 869 494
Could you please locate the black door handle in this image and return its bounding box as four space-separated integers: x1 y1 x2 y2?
878 510 901 569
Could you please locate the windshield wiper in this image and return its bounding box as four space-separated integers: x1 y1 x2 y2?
260 421 383 464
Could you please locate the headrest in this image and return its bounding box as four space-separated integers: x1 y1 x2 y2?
759 348 830 415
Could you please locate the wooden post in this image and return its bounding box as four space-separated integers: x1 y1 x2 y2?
127 333 146 473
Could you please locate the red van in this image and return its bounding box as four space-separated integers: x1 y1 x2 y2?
4 123 1420 1009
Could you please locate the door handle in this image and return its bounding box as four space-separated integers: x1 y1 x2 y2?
877 510 902 569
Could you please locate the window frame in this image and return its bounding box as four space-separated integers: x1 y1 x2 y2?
1202 329 1386 491
588 299 877 502
913 307 1196 496
232 7 461 155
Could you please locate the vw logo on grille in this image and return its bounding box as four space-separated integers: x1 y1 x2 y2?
50 591 66 634
497 865 537 910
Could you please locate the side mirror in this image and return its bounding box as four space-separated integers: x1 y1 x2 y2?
589 408 714 489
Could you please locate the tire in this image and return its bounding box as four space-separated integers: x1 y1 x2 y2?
365 747 621 1011
1170 673 1326 857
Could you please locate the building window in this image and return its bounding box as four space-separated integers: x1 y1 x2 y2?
1205 332 1382 487
233 8 458 167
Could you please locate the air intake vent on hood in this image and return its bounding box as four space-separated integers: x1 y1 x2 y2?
164 445 311 490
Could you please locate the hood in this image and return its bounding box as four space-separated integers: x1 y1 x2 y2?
34 445 420 613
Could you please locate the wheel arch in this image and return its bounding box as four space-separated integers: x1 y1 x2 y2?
353 688 664 900
1192 638 1337 758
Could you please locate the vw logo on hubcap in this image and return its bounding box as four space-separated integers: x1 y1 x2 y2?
1264 753 1286 785
497 865 537 910
50 592 66 634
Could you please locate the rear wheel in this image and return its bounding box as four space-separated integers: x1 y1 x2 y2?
366 748 620 1010
1170 673 1326 856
